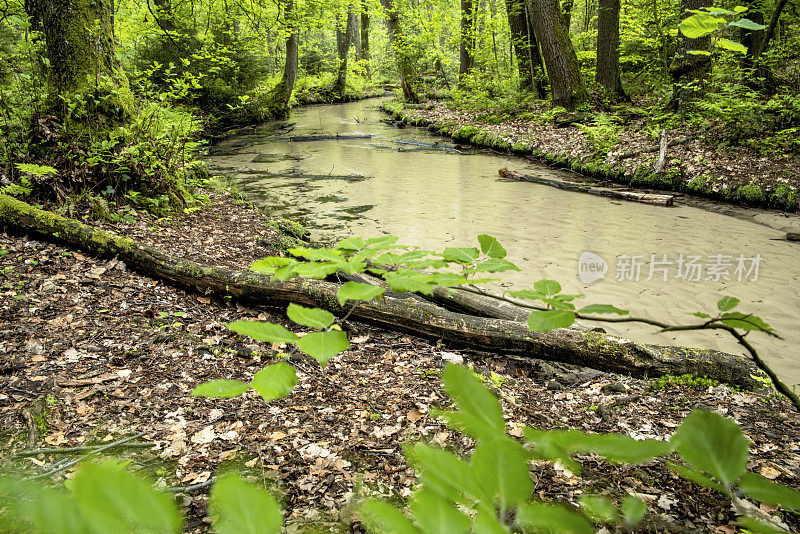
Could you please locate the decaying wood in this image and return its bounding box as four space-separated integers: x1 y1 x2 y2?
787 233 800 242
391 139 464 153
653 129 668 173
288 134 372 141
614 135 695 160
0 193 763 388
499 168 674 206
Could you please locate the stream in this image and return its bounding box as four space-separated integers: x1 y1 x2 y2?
206 98 800 388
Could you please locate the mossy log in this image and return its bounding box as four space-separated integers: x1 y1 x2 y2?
0 193 763 388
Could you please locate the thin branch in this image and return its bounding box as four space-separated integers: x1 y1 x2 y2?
15 442 152 458
23 432 147 481
164 477 216 493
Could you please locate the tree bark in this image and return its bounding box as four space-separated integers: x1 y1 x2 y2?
265 0 298 119
360 5 371 70
595 0 626 99
332 9 355 97
527 0 589 109
459 0 476 82
505 0 543 94
379 0 419 102
25 0 134 123
756 0 788 57
0 193 765 389
667 0 711 113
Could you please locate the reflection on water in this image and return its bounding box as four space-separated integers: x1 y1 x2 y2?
207 99 800 387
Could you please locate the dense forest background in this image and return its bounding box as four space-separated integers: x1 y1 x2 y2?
0 0 799 211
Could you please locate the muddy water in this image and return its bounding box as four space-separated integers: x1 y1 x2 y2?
206 99 800 387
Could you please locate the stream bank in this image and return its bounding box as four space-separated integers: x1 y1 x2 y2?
381 100 800 213
1 188 799 532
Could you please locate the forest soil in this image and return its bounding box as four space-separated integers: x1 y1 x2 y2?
1 190 799 532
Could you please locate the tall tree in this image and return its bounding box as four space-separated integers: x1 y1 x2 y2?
360 1 370 71
505 0 546 96
527 0 588 109
265 0 298 118
595 0 626 99
379 0 419 102
459 0 476 82
332 8 356 97
667 0 711 112
25 0 134 123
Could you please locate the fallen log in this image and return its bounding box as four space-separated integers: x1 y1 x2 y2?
787 233 800 242
653 129 668 173
391 139 465 153
288 134 372 141
613 135 695 160
499 169 674 206
0 193 762 388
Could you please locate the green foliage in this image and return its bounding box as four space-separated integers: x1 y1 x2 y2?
648 373 721 391
577 114 621 163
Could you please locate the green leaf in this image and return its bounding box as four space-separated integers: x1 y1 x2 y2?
227 321 299 344
366 235 399 247
288 247 343 262
471 439 534 509
516 502 593 534
384 271 436 295
192 380 250 398
336 237 366 251
737 516 786 534
671 410 748 487
360 499 419 534
477 235 507 259
719 312 774 332
579 495 619 523
534 279 562 296
717 296 740 312
689 50 713 56
733 5 748 13
337 282 385 305
250 363 298 402
442 247 480 264
668 462 726 493
430 273 470 287
693 312 712 318
541 298 575 311
576 433 672 464
527 310 575 332
717 38 748 53
1 478 92 534
473 507 511 534
297 330 350 364
251 257 297 274
405 443 480 500
679 12 726 38
507 289 545 300
209 474 282 534
73 462 182 533
739 472 800 510
729 18 766 30
286 303 335 329
622 495 647 526
441 364 506 441
410 488 470 534
474 258 521 273
578 304 629 315
291 262 340 279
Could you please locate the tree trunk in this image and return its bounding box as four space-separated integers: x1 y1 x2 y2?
667 0 711 113
332 9 355 97
360 5 371 71
527 0 588 109
0 193 767 390
265 0 298 119
562 0 573 29
379 0 419 102
506 0 534 90
756 0 788 57
459 0 476 83
25 0 134 124
352 12 362 58
595 0 626 99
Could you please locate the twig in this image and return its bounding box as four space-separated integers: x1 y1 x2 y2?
23 432 146 481
15 442 152 458
164 477 216 493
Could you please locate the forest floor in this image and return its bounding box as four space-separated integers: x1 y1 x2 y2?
1 189 800 532
386 100 800 212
